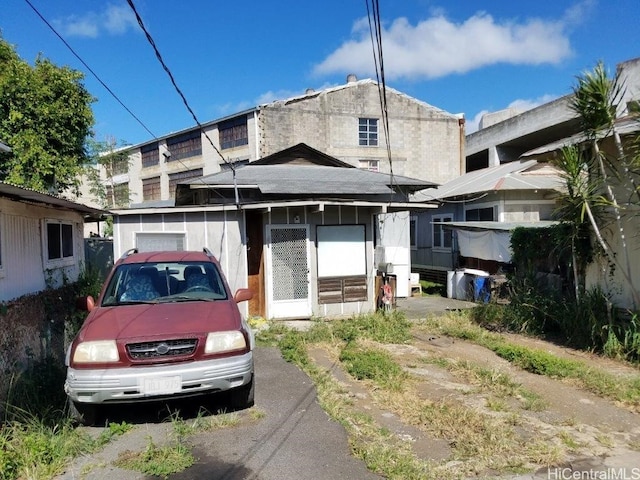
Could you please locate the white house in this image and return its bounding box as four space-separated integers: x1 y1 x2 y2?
0 182 105 302
111 144 436 319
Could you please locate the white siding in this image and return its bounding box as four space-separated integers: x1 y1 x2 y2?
0 198 85 302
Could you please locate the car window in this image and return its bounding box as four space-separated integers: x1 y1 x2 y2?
101 261 228 306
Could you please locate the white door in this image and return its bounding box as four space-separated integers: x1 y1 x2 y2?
266 225 312 319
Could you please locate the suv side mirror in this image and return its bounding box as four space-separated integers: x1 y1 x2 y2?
233 288 253 303
76 295 96 312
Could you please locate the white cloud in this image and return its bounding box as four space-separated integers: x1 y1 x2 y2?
53 4 137 38
314 6 582 80
103 4 138 35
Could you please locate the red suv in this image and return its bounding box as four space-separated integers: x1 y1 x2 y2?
65 248 254 424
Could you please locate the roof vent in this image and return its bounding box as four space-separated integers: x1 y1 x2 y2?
346 74 357 83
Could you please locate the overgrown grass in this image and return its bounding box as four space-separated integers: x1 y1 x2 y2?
257 311 567 478
0 417 132 480
339 344 407 391
114 437 194 479
420 311 640 408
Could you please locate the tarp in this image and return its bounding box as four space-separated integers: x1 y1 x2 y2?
456 229 512 262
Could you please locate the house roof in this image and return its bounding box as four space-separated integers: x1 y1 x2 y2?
0 181 107 219
412 160 564 201
182 143 437 196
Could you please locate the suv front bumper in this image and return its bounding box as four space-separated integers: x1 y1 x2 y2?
65 351 253 404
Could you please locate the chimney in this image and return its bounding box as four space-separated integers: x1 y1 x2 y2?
346 74 357 83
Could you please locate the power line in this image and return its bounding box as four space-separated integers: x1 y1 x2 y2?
365 0 396 192
23 0 157 140
125 0 233 173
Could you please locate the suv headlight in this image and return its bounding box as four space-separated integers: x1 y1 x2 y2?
205 331 246 354
73 340 119 363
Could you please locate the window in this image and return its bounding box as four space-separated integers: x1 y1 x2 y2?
106 182 129 208
136 233 185 252
410 215 417 249
219 117 248 150
432 215 452 250
47 221 74 261
358 118 378 146
169 168 203 199
167 131 202 161
358 159 379 172
141 142 159 167
465 207 494 221
142 177 161 201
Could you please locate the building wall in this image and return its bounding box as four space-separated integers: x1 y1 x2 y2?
113 203 382 320
0 198 86 302
113 209 247 291
412 190 558 277
94 79 461 208
259 80 463 185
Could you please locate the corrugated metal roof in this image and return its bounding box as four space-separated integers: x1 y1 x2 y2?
185 164 436 195
412 160 564 201
0 181 107 218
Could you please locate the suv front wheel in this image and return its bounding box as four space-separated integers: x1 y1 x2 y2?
68 400 100 426
228 375 255 410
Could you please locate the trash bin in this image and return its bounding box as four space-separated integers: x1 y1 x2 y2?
446 271 455 299
473 276 491 303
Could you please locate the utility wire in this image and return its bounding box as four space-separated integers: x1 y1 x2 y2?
24 0 233 206
23 0 157 140
125 0 233 172
365 0 396 194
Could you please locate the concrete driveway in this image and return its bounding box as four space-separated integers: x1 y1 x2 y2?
57 346 382 480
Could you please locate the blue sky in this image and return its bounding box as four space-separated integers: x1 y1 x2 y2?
2 0 639 146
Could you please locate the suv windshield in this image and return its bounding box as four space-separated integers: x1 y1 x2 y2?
101 261 228 306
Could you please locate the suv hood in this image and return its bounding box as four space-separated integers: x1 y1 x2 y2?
78 301 242 342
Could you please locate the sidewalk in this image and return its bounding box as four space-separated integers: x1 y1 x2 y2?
395 294 477 319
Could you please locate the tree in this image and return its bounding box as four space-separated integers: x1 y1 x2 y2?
0 36 95 194
85 136 131 209
554 61 640 309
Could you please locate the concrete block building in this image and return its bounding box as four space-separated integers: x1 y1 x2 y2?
86 75 464 209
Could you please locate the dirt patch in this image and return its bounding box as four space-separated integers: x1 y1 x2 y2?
306 320 640 478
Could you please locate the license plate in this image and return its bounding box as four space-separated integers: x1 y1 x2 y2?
140 376 182 396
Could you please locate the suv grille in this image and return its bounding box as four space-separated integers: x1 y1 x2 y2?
127 339 197 359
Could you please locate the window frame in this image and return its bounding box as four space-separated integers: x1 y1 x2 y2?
141 142 159 168
166 130 202 161
219 117 249 150
432 215 453 252
136 232 186 252
358 118 378 147
169 168 203 199
44 219 76 267
409 215 418 250
358 159 380 172
464 205 495 221
106 182 130 208
142 176 161 201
